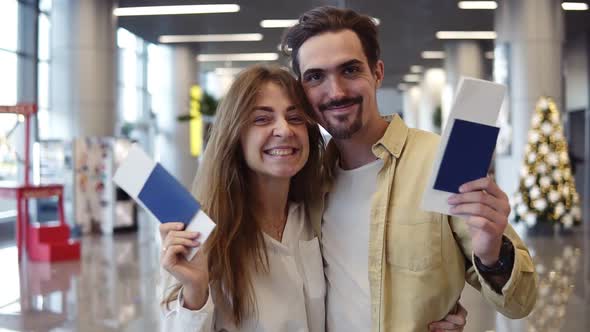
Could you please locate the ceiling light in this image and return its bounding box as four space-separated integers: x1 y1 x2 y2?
421 51 446 59
436 31 497 39
562 2 589 10
260 20 298 28
410 65 423 73
458 1 498 10
214 67 245 75
197 53 279 62
261 16 380 28
397 83 409 91
114 4 240 16
404 74 421 83
159 33 263 43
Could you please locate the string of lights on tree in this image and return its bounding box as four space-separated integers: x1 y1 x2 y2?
512 97 581 229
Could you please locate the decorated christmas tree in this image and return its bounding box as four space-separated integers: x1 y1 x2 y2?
512 97 582 229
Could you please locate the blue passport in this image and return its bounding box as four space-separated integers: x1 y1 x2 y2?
433 119 500 193
137 164 201 225
113 146 203 225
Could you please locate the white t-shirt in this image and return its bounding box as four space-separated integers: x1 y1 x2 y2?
162 203 325 332
322 158 383 332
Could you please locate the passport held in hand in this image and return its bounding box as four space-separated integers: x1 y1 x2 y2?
113 145 215 260
434 119 500 194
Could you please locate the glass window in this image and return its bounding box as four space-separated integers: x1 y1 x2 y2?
117 28 137 50
120 48 138 122
38 14 51 61
39 0 52 13
118 28 150 123
147 43 172 116
38 4 52 139
147 44 163 95
0 113 19 135
122 49 137 88
38 62 49 109
0 49 18 105
38 60 50 138
0 0 18 52
37 108 50 138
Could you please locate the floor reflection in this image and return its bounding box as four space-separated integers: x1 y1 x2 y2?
0 216 162 332
462 225 589 332
526 244 581 331
0 220 588 332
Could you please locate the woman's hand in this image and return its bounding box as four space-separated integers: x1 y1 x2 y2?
160 222 210 310
429 301 468 332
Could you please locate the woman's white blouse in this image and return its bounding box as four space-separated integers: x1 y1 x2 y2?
162 203 326 332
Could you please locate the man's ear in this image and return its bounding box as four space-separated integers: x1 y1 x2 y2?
374 60 384 87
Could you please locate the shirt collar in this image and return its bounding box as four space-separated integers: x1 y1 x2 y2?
322 114 408 192
371 114 408 159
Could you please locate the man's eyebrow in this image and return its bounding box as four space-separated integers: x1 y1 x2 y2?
302 67 323 78
302 59 364 77
338 59 363 69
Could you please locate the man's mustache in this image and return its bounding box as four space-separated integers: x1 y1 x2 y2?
318 96 363 112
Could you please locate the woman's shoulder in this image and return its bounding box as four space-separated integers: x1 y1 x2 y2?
288 202 317 240
288 201 306 226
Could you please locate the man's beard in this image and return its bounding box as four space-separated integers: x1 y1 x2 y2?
319 96 363 139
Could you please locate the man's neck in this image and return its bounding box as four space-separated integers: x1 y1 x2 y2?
333 116 389 170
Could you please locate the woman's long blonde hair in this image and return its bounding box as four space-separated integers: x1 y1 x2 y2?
163 65 324 325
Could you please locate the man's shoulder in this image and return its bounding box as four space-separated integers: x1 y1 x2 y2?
401 127 441 158
407 127 441 145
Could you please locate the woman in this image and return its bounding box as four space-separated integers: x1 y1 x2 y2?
160 65 326 331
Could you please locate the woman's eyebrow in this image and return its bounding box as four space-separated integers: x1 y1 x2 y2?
253 106 274 112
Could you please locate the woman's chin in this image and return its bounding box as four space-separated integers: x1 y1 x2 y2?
262 167 303 180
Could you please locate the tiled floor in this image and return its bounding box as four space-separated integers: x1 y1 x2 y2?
461 224 589 332
0 218 162 332
0 219 588 332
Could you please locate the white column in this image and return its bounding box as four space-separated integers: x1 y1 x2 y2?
156 46 199 188
586 107 590 312
15 3 38 184
494 0 564 197
443 41 485 127
50 0 118 139
418 69 446 133
17 3 37 103
402 86 421 128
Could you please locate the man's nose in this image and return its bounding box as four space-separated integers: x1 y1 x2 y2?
326 76 346 100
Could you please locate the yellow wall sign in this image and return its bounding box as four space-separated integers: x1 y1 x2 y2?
190 85 203 157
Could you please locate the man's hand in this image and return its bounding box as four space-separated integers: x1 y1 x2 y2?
429 302 467 332
447 177 511 266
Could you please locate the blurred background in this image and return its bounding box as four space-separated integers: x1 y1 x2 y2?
0 0 588 331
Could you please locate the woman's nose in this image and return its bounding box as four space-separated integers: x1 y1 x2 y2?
272 118 295 137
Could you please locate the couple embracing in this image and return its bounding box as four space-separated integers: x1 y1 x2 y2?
160 6 537 332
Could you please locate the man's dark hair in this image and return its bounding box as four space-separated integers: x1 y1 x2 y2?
281 6 380 79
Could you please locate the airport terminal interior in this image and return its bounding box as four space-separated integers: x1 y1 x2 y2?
0 0 589 331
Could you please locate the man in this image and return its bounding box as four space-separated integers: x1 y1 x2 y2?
282 6 537 332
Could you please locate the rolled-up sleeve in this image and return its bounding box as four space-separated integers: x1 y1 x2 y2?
450 216 538 318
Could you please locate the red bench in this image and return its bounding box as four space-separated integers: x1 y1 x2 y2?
0 104 80 262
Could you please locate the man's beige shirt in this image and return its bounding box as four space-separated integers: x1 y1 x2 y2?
308 115 537 332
